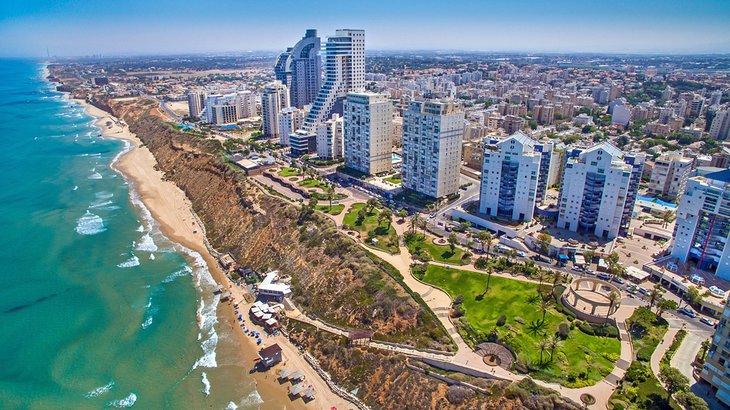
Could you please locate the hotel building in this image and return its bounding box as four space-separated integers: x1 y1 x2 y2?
479 132 541 221
261 82 290 140
670 170 730 279
273 29 322 109
204 91 257 125
187 90 207 118
343 92 392 175
402 100 464 198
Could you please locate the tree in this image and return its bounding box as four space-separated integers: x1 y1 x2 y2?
546 335 560 362
649 284 665 308
537 232 552 255
675 391 709 410
308 196 318 209
380 208 393 230
538 299 550 323
700 339 711 361
365 198 379 214
448 233 458 254
583 250 595 264
474 257 489 270
607 291 620 318
537 337 550 364
325 184 335 210
656 299 678 319
687 286 702 306
408 214 423 235
397 208 408 222
661 210 675 228
356 207 367 225
536 269 547 286
658 366 689 401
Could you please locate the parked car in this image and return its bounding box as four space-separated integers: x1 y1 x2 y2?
611 276 625 285
571 265 583 272
638 287 649 295
517 251 525 257
700 317 715 327
597 273 611 280
679 307 697 318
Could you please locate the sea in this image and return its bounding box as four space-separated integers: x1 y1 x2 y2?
0 59 262 409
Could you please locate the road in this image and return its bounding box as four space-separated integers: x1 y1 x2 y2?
671 330 712 384
148 95 182 122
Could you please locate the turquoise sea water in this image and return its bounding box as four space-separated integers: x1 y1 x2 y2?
0 60 260 409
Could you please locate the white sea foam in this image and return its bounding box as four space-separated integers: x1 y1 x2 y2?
89 200 113 209
141 315 153 329
135 233 158 252
84 380 114 398
149 253 156 260
162 266 192 284
117 255 140 268
201 372 211 396
239 390 263 407
136 225 144 232
96 191 114 200
88 172 103 180
225 402 238 410
73 186 78 191
106 392 137 408
75 211 105 235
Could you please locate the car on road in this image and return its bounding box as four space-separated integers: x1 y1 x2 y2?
517 251 525 257
679 307 697 318
611 276 625 284
700 317 715 327
597 273 611 280
638 287 649 295
571 265 583 272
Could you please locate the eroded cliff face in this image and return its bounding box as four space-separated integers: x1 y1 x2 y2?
113 99 451 350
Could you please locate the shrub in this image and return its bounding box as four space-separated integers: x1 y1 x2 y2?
578 321 595 335
513 316 526 324
446 385 475 405
454 294 464 305
636 346 653 362
451 306 464 318
496 314 507 327
558 322 570 339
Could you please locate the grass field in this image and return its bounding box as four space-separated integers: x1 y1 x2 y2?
343 203 399 254
299 178 328 189
315 204 345 216
277 167 300 177
384 174 402 185
420 264 620 387
405 234 469 265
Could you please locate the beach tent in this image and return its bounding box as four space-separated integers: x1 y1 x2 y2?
289 371 305 381
289 384 305 396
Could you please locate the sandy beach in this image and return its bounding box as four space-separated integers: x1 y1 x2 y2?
77 99 355 410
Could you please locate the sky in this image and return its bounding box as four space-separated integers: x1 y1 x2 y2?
1 0 730 57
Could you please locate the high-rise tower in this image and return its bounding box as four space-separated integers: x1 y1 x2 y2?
274 29 322 109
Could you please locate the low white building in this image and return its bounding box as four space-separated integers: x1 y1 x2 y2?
257 270 292 300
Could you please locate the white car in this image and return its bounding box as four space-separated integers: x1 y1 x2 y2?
700 317 715 326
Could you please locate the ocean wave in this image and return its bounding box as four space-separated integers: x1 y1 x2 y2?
141 315 153 330
193 293 219 369
89 200 113 209
135 233 158 252
73 186 78 191
201 372 211 396
162 266 192 284
75 211 106 235
84 380 114 398
149 253 155 260
238 390 263 407
225 402 238 410
136 225 144 232
88 172 103 180
106 392 137 408
117 255 140 268
96 191 114 200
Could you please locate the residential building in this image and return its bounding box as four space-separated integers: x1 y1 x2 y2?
479 132 541 221
462 140 483 170
534 141 562 204
261 82 290 139
402 100 464 198
710 90 723 106
502 115 526 134
701 300 730 406
303 29 365 131
187 90 206 118
710 109 730 140
343 92 392 175
648 151 694 201
557 143 634 239
277 107 303 146
289 129 316 157
611 104 631 126
273 29 322 109
670 170 730 279
316 114 344 159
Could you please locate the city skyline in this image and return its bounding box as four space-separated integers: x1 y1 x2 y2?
2 0 730 57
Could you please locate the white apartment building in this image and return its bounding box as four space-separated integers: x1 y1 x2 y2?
261 82 290 140
479 132 541 221
303 29 365 131
402 100 464 198
611 104 631 126
204 91 257 125
557 143 633 240
316 114 344 159
710 109 730 140
670 170 730 280
648 151 693 201
277 107 303 146
343 92 392 175
187 90 206 118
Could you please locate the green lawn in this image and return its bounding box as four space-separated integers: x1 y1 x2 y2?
420 264 620 387
315 204 345 216
299 178 328 189
384 174 402 185
277 167 300 177
405 234 469 265
627 307 669 362
343 203 399 254
310 191 347 201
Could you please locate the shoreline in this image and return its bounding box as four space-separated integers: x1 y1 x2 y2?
74 97 353 409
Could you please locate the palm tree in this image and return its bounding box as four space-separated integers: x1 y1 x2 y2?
325 184 335 210
538 299 550 323
649 284 664 308
700 339 711 361
408 214 423 235
607 291 620 318
477 230 489 254
546 335 560 362
536 269 547 286
481 266 494 297
661 210 675 228
380 208 393 230
537 338 550 365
